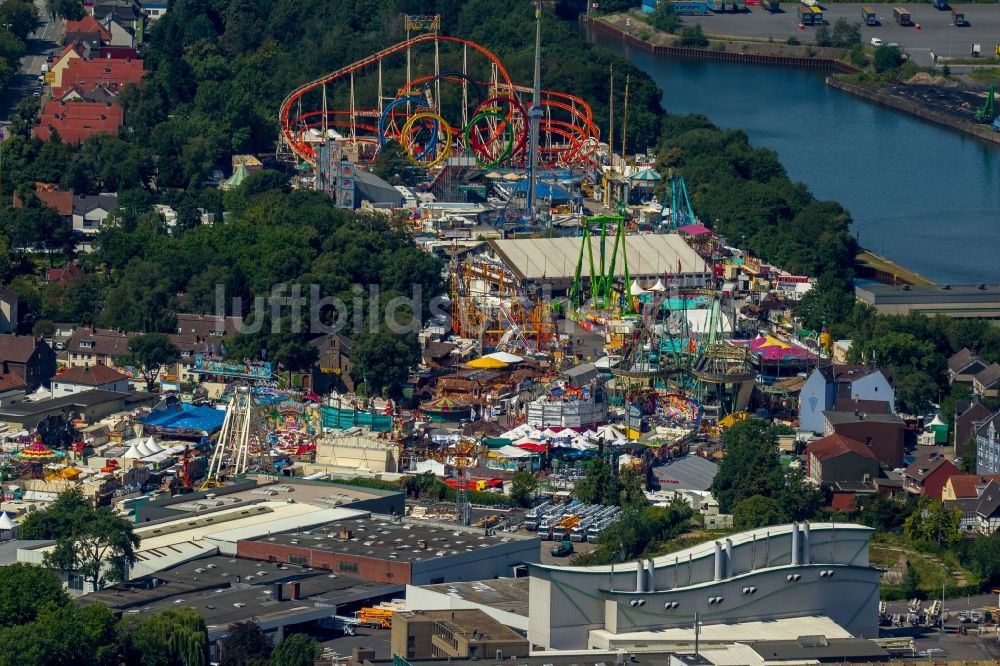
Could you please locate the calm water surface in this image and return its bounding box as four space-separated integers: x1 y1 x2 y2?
590 30 1000 284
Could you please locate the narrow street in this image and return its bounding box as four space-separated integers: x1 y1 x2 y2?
0 0 65 121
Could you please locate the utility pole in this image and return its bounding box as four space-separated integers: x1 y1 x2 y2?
526 0 542 224
694 612 702 656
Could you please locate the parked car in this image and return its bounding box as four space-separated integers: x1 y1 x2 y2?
870 37 883 46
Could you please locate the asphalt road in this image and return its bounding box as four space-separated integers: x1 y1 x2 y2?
680 3 1000 61
0 0 64 121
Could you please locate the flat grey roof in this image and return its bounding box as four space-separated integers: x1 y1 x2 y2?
0 390 156 417
856 283 1000 305
751 637 888 660
823 410 905 426
419 577 528 617
247 515 532 563
653 454 719 491
80 554 402 629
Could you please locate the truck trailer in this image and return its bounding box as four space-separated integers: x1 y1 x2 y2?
952 7 965 25
862 5 878 25
798 4 816 24
893 6 911 25
669 0 710 14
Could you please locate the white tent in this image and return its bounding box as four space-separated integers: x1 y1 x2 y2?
484 351 524 364
594 355 621 369
595 425 625 441
629 279 647 296
929 414 946 427
496 445 534 458
499 424 534 441
0 512 16 531
650 279 667 292
122 443 143 459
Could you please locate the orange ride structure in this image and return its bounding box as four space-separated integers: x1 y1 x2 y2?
278 34 600 172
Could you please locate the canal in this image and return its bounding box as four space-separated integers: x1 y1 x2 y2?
589 30 1000 284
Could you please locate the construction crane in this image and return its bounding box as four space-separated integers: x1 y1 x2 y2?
976 83 996 123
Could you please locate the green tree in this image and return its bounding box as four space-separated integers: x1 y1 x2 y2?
710 418 782 513
220 618 272 666
21 488 140 590
965 532 1000 586
733 495 787 530
0 563 69 628
650 2 682 33
120 607 210 666
269 634 322 666
902 561 919 599
959 441 977 473
814 24 832 47
678 24 708 48
895 370 936 414
618 466 648 510
126 333 180 392
574 455 620 506
874 44 904 73
350 327 418 398
903 496 961 548
509 470 539 508
830 18 861 47
44 0 84 20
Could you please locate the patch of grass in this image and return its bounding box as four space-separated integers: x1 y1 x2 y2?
967 68 1000 84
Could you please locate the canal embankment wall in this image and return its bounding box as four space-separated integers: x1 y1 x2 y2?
826 76 1000 147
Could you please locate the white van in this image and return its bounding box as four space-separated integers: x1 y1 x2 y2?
870 37 883 46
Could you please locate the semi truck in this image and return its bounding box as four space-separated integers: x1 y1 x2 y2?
862 6 878 25
893 6 911 25
798 4 816 24
669 0 710 14
952 7 965 25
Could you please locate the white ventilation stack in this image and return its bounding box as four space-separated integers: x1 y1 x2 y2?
791 522 801 566
635 560 645 593
802 521 811 564
714 542 724 581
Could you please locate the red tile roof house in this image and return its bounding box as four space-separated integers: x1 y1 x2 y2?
903 452 960 497
46 261 85 287
34 101 124 145
806 433 881 485
51 364 130 397
12 183 73 219
51 56 144 99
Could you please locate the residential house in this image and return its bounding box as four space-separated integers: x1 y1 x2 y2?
49 42 87 90
175 313 240 340
948 348 988 384
0 335 56 391
55 82 119 105
945 496 982 534
0 287 17 334
974 480 1000 535
822 409 905 469
903 452 959 497
806 433 881 485
973 364 1000 399
829 481 877 512
51 365 130 397
72 193 118 235
35 100 124 145
92 1 145 45
310 333 354 394
975 410 1000 475
942 474 1000 501
0 371 27 408
46 262 85 287
64 328 135 368
64 15 112 50
52 57 144 99
955 399 991 462
799 364 895 434
13 183 73 223
138 0 168 21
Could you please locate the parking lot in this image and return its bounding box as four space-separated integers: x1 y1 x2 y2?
679 2 1000 60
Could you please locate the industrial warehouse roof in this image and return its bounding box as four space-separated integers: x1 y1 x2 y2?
80 554 403 639
418 577 529 617
487 234 707 282
247 515 533 563
856 283 1000 304
653 454 719 491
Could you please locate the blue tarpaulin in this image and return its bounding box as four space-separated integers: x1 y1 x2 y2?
139 403 226 436
509 180 573 204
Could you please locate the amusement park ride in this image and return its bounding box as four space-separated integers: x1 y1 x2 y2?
202 388 273 489
277 28 601 178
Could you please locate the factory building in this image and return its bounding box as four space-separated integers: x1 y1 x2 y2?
236 514 539 585
528 523 879 650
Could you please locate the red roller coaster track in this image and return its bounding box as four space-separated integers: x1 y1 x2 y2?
278 34 600 168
